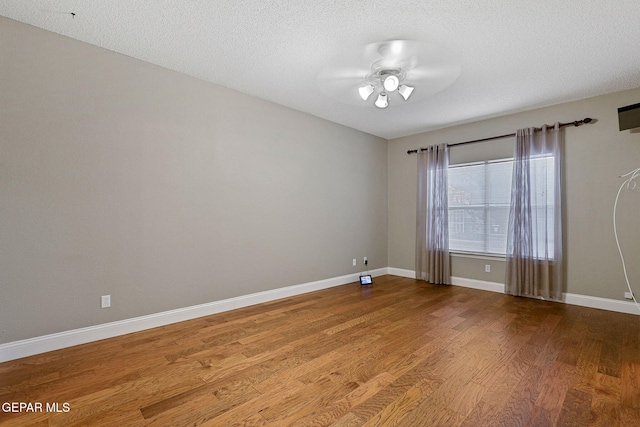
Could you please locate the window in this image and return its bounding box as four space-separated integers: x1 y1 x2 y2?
448 157 555 256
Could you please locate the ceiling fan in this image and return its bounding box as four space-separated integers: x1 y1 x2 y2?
318 40 461 109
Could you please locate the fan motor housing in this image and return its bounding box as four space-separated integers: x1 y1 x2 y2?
365 67 406 87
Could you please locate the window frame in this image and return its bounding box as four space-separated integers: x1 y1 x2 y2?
447 155 556 258
447 157 513 257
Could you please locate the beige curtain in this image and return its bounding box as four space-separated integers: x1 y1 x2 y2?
505 123 563 300
416 144 451 285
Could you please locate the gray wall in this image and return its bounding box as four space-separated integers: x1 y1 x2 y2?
389 87 640 301
0 18 388 344
3 16 639 346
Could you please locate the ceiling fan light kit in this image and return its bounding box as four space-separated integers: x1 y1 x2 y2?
318 40 461 110
361 69 412 108
374 92 389 108
358 84 375 101
398 84 414 101
383 75 399 92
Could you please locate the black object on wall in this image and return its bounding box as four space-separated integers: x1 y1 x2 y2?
618 102 640 131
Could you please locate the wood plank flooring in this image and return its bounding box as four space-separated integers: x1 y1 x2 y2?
1 275 639 426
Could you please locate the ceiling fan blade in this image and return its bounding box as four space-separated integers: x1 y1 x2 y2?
407 64 462 81
366 40 449 69
317 65 370 81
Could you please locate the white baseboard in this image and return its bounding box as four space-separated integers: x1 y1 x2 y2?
0 268 386 363
563 292 640 315
387 267 416 278
451 276 506 293
2 267 637 363
450 274 640 315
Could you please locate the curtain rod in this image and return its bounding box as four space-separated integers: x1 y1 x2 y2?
406 117 593 155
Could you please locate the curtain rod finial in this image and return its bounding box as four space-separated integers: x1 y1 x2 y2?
573 118 592 126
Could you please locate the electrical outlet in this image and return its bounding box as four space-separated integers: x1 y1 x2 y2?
353 259 356 266
101 295 111 309
485 264 491 273
364 257 368 265
625 291 634 300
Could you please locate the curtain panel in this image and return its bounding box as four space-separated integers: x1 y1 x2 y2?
505 123 563 300
416 144 451 285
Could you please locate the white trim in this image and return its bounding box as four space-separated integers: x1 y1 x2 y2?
0 268 387 363
450 252 506 262
387 267 415 278
563 292 640 315
452 276 639 314
396 270 640 316
451 276 506 293
2 267 637 363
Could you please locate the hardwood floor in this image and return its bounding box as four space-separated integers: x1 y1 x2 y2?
1 275 639 426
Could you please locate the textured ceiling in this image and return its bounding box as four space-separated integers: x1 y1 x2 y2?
2 0 640 139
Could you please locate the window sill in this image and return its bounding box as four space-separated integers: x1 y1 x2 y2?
450 251 506 261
